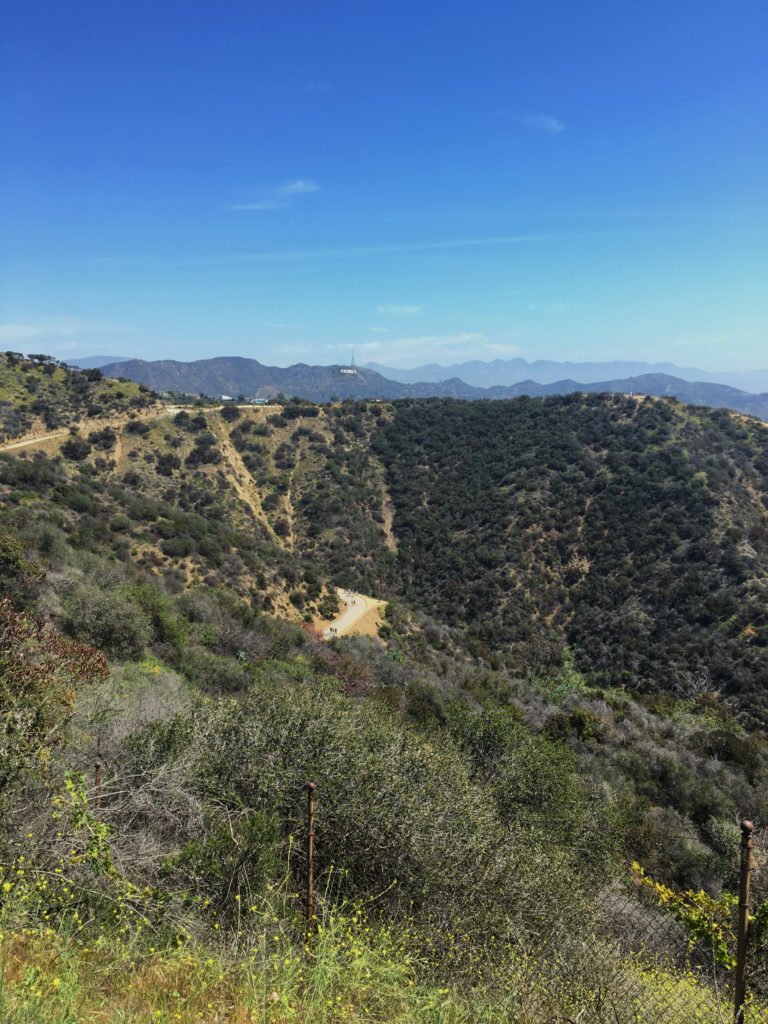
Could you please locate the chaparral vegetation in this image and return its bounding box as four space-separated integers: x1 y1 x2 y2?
2 352 768 1021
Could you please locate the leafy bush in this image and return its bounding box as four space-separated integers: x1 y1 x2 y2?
0 531 45 605
166 808 280 913
123 420 150 436
156 452 181 476
59 581 153 659
87 427 117 450
132 674 594 949
61 436 92 460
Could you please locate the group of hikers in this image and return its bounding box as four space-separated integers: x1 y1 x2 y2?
324 588 363 638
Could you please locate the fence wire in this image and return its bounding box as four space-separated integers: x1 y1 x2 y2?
527 871 768 1024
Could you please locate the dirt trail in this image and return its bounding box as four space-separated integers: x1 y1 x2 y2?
322 588 386 640
381 495 398 553
0 405 184 453
0 430 69 451
282 477 296 551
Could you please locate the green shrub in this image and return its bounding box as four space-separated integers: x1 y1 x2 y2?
61 436 92 460
123 420 150 436
0 531 45 604
133 675 593 952
165 807 280 914
128 583 190 651
60 582 153 660
156 453 181 476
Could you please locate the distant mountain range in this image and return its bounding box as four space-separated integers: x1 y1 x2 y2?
365 357 768 394
97 356 768 420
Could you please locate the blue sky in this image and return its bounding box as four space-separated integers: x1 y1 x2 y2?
1 0 766 370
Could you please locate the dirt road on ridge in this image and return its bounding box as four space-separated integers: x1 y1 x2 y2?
0 431 70 451
0 407 186 454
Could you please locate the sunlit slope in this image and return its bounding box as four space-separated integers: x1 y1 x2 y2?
0 352 162 442
2 385 767 721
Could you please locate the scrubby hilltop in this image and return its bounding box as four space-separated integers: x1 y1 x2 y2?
0 351 161 441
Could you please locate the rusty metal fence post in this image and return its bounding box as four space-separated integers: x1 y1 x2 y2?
306 782 316 941
94 761 102 813
735 819 754 1024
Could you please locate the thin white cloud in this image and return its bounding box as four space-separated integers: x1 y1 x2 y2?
268 322 302 329
527 301 585 313
231 201 285 211
377 305 423 316
482 342 523 356
276 344 314 356
230 179 321 212
218 234 564 262
372 332 528 366
337 341 381 352
522 114 564 134
0 323 46 341
0 317 130 344
392 331 488 348
281 179 320 195
68 233 569 266
548 301 584 312
371 327 389 333
329 330 527 369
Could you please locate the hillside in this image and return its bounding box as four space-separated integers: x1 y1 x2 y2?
99 354 768 419
0 351 161 442
3 356 768 1019
2 366 767 723
368 396 768 721
179 391 768 725
99 356 413 401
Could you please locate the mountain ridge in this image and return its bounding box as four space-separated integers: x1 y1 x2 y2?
365 356 768 393
98 355 768 419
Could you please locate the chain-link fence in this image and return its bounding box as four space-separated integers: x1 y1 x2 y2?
289 776 768 1023
593 878 743 1022
533 821 768 1023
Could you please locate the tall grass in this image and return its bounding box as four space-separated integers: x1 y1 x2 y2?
1 853 758 1024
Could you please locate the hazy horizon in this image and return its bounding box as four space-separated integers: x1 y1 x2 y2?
2 1 765 372
66 352 768 375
